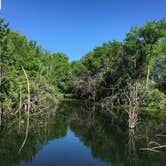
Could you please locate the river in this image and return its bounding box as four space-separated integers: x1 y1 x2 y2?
0 101 166 166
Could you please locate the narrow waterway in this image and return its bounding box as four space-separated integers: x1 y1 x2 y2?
0 101 166 166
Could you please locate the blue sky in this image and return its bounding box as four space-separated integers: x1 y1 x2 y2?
1 0 166 61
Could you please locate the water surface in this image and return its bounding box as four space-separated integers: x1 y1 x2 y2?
0 102 166 166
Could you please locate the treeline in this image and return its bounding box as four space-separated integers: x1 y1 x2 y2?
0 18 166 112
0 18 72 111
71 19 166 109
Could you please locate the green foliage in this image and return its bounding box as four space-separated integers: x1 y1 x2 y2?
41 53 73 93
0 18 73 110
1 17 166 111
141 88 166 110
71 19 166 109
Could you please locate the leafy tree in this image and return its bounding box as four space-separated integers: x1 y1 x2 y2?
125 19 166 88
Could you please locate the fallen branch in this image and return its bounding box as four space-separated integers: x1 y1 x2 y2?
140 144 166 153
140 148 161 153
18 66 30 153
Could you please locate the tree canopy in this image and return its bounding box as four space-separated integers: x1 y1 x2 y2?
0 18 166 111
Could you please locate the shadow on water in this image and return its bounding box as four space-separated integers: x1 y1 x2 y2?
0 101 166 166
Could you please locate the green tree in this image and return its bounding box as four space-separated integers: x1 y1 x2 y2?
125 19 166 88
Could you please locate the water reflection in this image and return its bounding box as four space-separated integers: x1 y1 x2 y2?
0 102 166 166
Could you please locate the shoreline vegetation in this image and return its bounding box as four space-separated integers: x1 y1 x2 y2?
0 17 166 130
60 98 164 112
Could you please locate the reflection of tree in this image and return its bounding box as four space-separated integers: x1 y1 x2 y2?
70 105 166 166
0 102 166 166
0 103 74 166
79 105 96 128
138 111 166 154
126 129 139 166
70 107 129 165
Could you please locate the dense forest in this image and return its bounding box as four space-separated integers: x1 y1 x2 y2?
0 18 166 128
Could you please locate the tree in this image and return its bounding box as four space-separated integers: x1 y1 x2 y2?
125 19 166 88
0 18 10 123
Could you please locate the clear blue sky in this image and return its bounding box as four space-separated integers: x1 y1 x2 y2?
1 0 166 61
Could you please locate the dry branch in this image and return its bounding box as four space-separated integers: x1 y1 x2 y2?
18 66 30 153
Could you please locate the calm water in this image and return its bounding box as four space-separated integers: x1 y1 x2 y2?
0 101 166 166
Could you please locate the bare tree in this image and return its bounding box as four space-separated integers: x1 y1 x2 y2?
123 81 142 129
74 75 97 104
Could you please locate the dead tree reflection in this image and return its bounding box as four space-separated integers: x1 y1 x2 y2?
127 129 139 166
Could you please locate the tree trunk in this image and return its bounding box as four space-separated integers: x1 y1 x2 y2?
18 85 22 135
146 64 150 89
0 50 3 126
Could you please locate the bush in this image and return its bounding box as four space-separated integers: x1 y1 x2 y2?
140 88 166 110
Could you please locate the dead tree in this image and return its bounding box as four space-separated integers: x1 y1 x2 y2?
101 93 119 108
123 81 142 129
74 76 97 104
99 83 121 109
